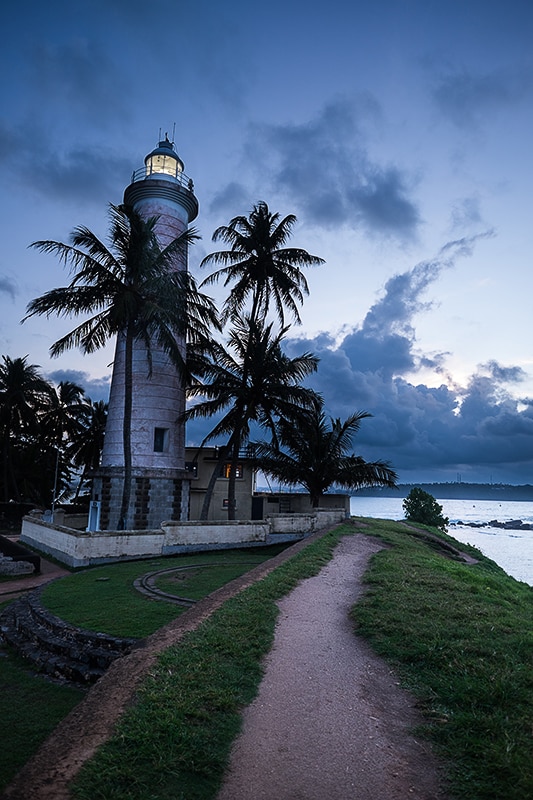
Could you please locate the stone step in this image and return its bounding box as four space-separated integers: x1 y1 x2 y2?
0 590 141 684
26 590 138 655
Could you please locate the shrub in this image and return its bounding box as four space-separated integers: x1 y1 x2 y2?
402 487 449 532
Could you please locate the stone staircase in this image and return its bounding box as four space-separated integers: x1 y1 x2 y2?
0 588 141 684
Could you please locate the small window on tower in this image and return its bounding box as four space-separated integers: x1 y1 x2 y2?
154 427 169 453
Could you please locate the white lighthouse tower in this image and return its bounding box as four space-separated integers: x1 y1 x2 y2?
93 136 198 530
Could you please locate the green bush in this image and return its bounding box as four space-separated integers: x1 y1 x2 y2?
402 487 449 532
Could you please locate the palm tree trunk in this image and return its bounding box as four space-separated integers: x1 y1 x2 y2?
199 442 231 520
73 464 88 502
2 446 11 502
118 328 134 529
227 436 241 520
4 441 21 503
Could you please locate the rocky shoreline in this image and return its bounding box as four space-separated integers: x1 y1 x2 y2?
451 519 532 531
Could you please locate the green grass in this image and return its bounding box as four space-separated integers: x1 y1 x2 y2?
351 518 533 800
41 545 289 638
0 646 84 791
71 527 346 800
0 544 290 794
153 561 262 600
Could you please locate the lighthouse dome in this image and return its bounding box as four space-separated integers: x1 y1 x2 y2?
144 136 184 180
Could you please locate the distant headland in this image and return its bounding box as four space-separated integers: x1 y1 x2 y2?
353 483 533 501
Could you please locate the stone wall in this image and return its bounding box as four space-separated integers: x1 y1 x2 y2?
20 509 347 568
21 518 165 568
0 555 35 576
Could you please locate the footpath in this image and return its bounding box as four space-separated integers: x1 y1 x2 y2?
2 529 448 799
216 534 447 800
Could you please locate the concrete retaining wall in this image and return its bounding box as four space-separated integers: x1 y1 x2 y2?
21 519 165 568
21 509 347 568
161 520 269 546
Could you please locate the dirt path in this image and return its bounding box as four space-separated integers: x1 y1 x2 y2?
216 535 448 800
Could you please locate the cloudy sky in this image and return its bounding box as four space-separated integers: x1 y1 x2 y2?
1 0 532 484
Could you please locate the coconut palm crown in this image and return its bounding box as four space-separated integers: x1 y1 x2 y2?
255 397 398 507
185 315 319 519
200 201 324 326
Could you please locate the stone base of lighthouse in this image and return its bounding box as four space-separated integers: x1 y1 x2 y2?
92 467 190 531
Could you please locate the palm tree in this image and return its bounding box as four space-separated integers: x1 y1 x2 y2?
39 380 92 510
0 355 53 501
24 203 219 526
186 316 319 519
196 202 323 518
66 399 108 501
255 397 398 507
200 201 324 326
41 380 88 445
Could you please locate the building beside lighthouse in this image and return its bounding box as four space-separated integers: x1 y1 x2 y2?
92 136 198 530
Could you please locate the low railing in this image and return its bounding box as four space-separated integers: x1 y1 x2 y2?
129 166 194 191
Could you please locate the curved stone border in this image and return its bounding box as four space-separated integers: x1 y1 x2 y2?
133 562 262 606
0 587 140 684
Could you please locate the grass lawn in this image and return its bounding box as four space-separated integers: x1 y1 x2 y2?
0 632 85 791
352 519 533 800
0 544 291 794
40 544 289 638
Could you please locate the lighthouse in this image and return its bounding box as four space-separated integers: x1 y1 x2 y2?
93 136 198 530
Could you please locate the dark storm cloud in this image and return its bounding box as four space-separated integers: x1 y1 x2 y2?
289 334 533 483
29 146 133 205
47 369 110 403
31 38 130 125
481 360 526 384
0 276 17 300
432 66 533 128
244 99 421 237
209 182 253 216
284 232 532 482
0 124 132 205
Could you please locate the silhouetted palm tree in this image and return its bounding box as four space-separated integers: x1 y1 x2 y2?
25 204 218 525
255 397 398 507
66 399 108 500
196 202 323 518
186 316 319 519
0 355 53 501
200 201 324 326
41 380 88 446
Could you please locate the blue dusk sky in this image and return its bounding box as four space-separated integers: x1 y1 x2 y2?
1 0 532 484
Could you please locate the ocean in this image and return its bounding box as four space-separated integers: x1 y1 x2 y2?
350 496 533 587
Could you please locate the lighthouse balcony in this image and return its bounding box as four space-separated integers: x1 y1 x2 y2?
129 165 194 191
